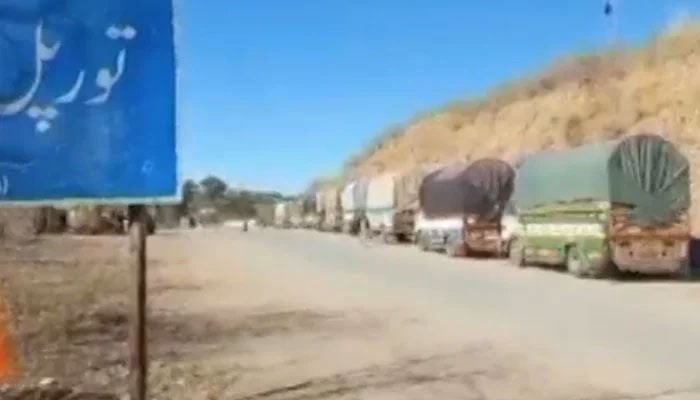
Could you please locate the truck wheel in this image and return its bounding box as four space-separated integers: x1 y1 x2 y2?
566 246 586 278
590 258 618 279
359 219 371 239
674 260 692 281
418 232 430 252
497 239 509 258
569 247 617 279
508 238 525 267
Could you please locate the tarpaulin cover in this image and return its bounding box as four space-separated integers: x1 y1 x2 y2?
366 173 396 210
322 187 341 213
419 159 515 219
352 178 369 211
514 134 690 223
315 192 325 214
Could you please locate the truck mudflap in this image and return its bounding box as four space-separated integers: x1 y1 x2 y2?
609 205 690 275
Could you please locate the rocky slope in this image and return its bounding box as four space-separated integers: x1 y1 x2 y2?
347 23 700 233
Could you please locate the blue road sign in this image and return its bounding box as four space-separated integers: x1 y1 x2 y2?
0 0 178 204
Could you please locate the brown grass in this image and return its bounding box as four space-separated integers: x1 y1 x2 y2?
0 236 130 393
0 235 199 396
346 21 700 233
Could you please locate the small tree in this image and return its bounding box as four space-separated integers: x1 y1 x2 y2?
200 176 228 202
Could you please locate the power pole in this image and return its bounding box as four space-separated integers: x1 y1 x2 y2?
604 0 619 46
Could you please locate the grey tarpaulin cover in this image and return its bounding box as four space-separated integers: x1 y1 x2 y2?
419 159 515 219
514 134 690 223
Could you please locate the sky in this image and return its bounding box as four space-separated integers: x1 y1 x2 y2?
178 0 700 195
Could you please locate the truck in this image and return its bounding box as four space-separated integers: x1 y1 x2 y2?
363 173 405 242
273 202 297 228
508 133 691 279
340 179 368 235
360 166 447 244
287 200 304 228
415 159 515 257
392 166 432 242
300 194 318 229
318 186 342 232
255 203 275 228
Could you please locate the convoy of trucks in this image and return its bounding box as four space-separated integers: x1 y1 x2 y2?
252 133 692 280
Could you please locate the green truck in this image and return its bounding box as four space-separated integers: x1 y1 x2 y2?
509 134 691 279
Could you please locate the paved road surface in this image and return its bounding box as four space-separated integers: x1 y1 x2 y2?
152 227 700 399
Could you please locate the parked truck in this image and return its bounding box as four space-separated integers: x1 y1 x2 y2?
461 159 515 256
288 200 304 228
415 159 515 257
319 186 342 232
359 167 436 243
341 181 356 234
255 203 275 228
274 202 290 228
363 173 398 242
315 191 326 231
341 179 368 235
300 194 318 229
392 166 432 242
508 133 691 279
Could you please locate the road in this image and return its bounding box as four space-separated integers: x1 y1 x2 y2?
149 227 700 400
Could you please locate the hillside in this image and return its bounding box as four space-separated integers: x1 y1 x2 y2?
346 22 700 233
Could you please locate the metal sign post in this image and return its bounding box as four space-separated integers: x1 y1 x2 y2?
128 205 148 400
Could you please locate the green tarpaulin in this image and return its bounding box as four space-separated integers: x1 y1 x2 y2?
514 134 690 223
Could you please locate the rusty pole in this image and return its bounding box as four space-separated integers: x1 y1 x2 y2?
128 205 148 400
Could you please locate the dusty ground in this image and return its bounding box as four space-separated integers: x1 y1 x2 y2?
146 229 602 400
2 227 700 399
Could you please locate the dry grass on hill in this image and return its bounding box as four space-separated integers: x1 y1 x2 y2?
345 22 700 232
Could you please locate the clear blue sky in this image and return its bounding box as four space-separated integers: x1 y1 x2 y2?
179 0 698 195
